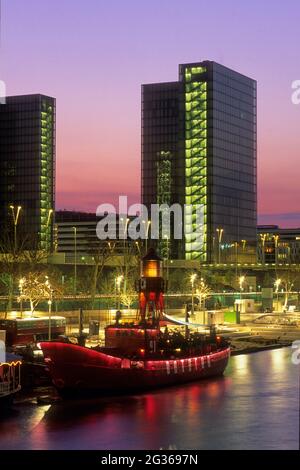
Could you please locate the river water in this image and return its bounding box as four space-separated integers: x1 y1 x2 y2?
0 347 299 450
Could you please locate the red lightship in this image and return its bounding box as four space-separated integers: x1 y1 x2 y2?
41 249 230 396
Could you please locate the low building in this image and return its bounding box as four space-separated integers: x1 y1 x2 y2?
55 211 140 263
257 225 300 264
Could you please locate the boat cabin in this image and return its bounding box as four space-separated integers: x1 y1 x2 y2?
105 326 160 355
0 353 22 401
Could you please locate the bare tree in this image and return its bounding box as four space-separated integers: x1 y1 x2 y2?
275 266 300 311
22 246 49 268
18 272 62 315
115 241 140 295
120 281 137 309
0 230 28 314
194 279 212 311
90 241 116 307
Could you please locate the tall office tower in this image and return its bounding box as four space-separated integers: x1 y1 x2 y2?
0 94 56 251
142 61 257 262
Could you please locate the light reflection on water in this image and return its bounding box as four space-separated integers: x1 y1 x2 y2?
0 347 299 450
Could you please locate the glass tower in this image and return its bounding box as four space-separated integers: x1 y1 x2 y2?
0 94 56 251
142 61 257 262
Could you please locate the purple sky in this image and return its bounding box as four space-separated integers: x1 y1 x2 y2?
1 0 300 227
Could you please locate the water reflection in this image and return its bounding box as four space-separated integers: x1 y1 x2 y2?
0 348 299 450
233 354 250 376
270 347 287 373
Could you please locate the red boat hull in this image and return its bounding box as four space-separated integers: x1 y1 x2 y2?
41 342 230 394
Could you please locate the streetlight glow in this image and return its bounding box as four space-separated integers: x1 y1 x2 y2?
216 228 224 263
274 278 281 292
9 205 22 252
115 275 124 310
190 273 197 316
71 226 78 295
47 208 53 227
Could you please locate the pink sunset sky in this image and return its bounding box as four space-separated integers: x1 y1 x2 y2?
1 0 300 227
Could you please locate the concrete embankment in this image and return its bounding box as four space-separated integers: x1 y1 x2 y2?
230 339 291 356
229 324 300 355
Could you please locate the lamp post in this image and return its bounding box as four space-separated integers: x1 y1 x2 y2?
240 239 246 264
73 226 77 295
234 242 239 275
216 228 224 264
274 278 281 312
143 220 151 253
19 278 24 318
45 276 53 341
190 273 197 316
115 275 124 310
285 245 291 264
235 241 238 262
48 298 52 341
239 275 245 300
164 234 170 282
135 241 141 255
200 278 205 310
45 208 54 252
260 234 267 264
47 208 53 227
146 221 151 252
274 235 279 265
121 217 130 293
10 205 22 252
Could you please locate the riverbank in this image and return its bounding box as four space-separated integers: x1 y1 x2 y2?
230 338 291 356
229 324 300 355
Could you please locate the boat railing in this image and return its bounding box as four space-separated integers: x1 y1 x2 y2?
0 378 21 395
0 382 10 395
0 360 22 396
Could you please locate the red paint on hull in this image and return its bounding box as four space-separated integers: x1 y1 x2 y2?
41 342 230 393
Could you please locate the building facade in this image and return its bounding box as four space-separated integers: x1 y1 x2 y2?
0 94 55 251
142 61 257 263
257 225 300 264
55 211 139 263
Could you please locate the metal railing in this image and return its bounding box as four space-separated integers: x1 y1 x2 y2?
0 382 10 395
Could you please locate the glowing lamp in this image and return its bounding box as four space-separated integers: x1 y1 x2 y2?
141 247 163 278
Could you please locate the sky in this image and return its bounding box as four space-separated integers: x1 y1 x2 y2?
1 0 300 227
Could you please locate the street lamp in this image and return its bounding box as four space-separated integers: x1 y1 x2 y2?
164 234 170 281
143 220 151 253
260 234 267 264
10 205 22 252
274 278 281 311
48 298 52 340
190 273 197 316
46 208 53 227
115 275 124 310
19 278 24 318
45 209 54 251
234 241 239 274
216 228 224 264
135 241 141 255
239 275 245 300
121 217 130 293
273 235 279 265
73 226 77 295
45 276 53 341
